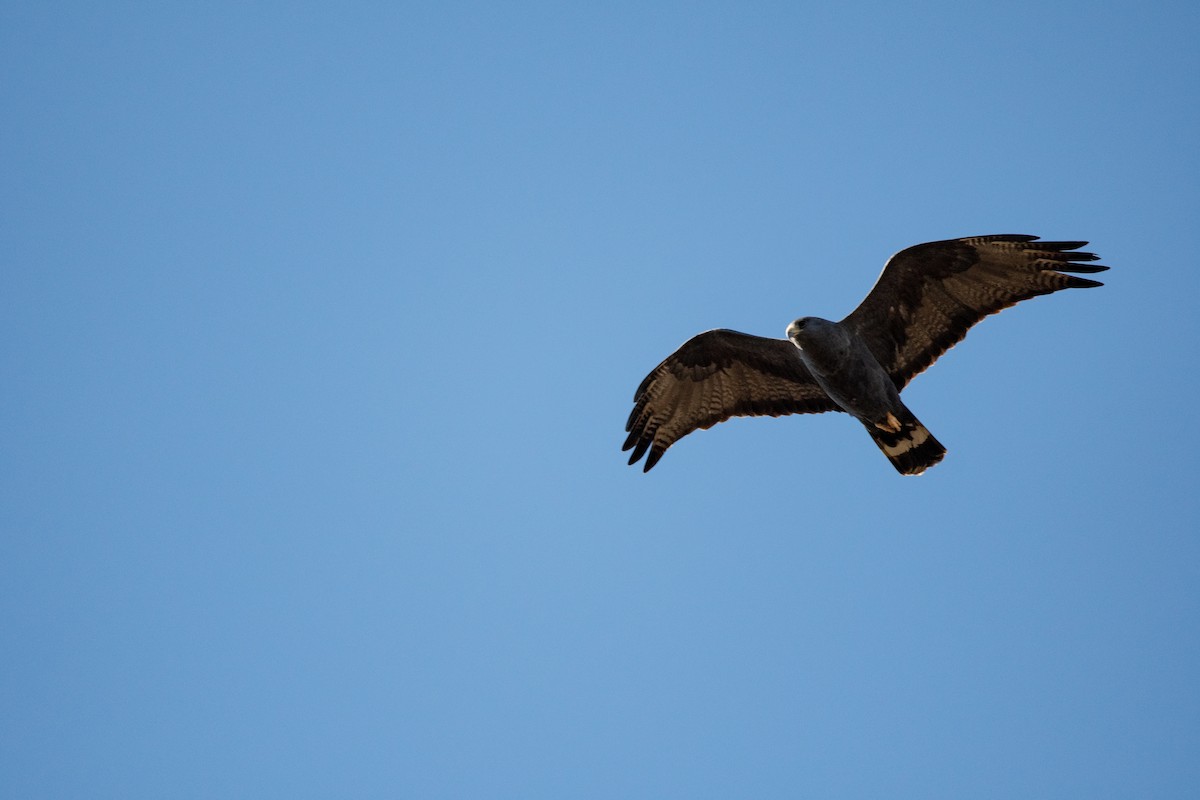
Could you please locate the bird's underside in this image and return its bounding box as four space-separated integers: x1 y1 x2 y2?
623 235 1107 474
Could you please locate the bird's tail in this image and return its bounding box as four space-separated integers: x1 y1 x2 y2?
864 409 946 476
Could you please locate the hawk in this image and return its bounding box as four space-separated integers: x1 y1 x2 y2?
623 235 1107 475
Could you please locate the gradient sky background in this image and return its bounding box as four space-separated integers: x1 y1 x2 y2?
3 2 1199 798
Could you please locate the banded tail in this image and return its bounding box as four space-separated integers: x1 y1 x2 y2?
865 410 946 476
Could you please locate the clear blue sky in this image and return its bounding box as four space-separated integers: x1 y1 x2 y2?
3 2 1198 797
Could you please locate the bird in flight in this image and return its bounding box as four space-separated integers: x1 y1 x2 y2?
623 235 1107 475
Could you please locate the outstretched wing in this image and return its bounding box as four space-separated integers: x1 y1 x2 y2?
842 235 1108 390
624 329 838 471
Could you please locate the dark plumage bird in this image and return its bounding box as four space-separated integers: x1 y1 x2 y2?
623 235 1107 475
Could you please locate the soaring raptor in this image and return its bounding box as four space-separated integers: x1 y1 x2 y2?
623 235 1107 475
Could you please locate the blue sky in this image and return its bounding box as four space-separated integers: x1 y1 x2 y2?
3 2 1198 797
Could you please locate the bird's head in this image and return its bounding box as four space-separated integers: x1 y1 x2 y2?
787 316 840 349
786 316 821 344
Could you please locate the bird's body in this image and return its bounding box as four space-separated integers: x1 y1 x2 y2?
786 316 945 474
787 316 897 420
623 235 1107 475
